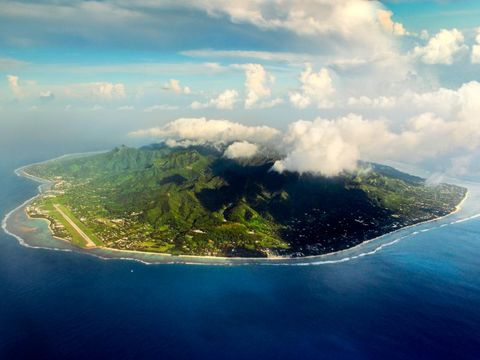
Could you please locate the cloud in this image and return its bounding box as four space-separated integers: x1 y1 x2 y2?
191 89 239 109
211 89 239 109
413 29 467 65
129 79 480 177
182 49 313 63
289 64 335 109
0 1 403 79
0 1 410 110
223 141 259 159
90 104 103 111
275 81 480 175
471 46 480 64
187 0 408 79
192 0 396 43
182 49 400 73
272 115 374 176
384 82 480 119
471 28 480 64
377 9 407 36
162 79 191 94
39 90 54 101
190 101 206 110
117 105 134 110
144 104 178 112
6 74 22 98
63 82 126 101
129 117 280 145
347 95 396 108
90 82 126 99
256 98 283 109
236 64 273 108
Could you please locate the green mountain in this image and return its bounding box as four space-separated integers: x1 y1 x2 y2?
25 144 467 257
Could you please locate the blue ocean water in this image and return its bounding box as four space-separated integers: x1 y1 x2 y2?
1 123 480 359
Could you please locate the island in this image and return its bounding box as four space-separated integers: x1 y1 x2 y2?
23 144 467 258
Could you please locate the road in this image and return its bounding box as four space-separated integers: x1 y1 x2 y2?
53 204 96 248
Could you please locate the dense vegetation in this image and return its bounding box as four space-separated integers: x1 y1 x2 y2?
26 144 467 257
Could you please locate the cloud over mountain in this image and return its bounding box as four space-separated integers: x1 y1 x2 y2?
224 141 259 159
130 117 280 146
276 82 480 175
132 79 480 177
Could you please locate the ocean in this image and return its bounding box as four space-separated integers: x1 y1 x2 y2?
1 119 479 359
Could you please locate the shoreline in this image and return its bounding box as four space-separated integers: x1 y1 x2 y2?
1 153 472 264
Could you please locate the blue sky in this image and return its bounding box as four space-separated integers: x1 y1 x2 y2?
385 1 480 32
2 0 480 176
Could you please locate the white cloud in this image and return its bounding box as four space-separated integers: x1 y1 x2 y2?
190 101 207 110
190 1 409 83
289 92 310 109
448 154 475 177
182 49 313 63
347 95 396 108
275 81 480 175
377 9 407 36
39 90 54 101
273 115 377 176
191 89 239 109
256 98 283 109
289 64 335 109
90 104 103 111
224 141 259 159
0 1 397 59
7 74 22 98
239 64 273 108
413 29 467 65
420 30 429 40
0 2 410 110
63 82 126 101
117 105 134 110
162 79 191 94
193 0 394 43
144 104 178 112
387 82 480 120
129 79 480 177
183 49 401 74
90 82 126 99
471 27 480 64
213 89 238 109
129 117 280 145
471 46 480 64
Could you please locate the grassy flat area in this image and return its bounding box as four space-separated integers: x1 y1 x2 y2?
42 199 103 247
